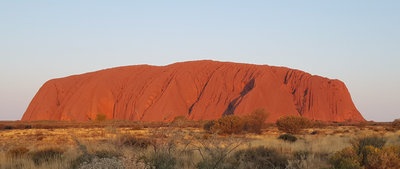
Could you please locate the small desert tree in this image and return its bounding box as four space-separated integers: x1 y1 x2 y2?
276 116 312 134
242 109 268 134
204 109 268 135
212 115 245 134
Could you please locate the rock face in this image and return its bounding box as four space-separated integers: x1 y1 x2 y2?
22 60 365 122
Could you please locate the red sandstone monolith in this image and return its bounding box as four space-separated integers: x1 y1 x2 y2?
21 60 365 122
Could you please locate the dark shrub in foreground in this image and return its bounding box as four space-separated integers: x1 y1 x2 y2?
330 136 400 169
93 150 122 159
116 134 152 149
225 146 288 169
330 147 363 169
278 134 297 142
139 151 176 169
353 136 386 166
30 148 64 165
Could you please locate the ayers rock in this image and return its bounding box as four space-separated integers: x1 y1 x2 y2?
22 60 365 122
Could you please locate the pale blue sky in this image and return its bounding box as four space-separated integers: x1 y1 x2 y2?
1 1 399 121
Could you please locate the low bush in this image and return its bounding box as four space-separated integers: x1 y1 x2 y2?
311 120 328 128
242 109 268 134
355 136 386 151
330 136 400 169
139 151 176 169
70 154 92 169
209 115 245 134
30 148 64 166
93 150 122 159
354 136 386 166
278 134 297 142
203 109 268 134
116 134 152 149
293 150 310 160
203 120 215 132
330 147 363 169
375 146 400 168
276 116 312 134
225 146 288 169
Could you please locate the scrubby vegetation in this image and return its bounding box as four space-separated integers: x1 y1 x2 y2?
30 148 64 166
278 133 298 142
0 119 399 168
115 134 153 149
203 109 268 134
330 136 400 169
276 116 312 134
226 146 288 169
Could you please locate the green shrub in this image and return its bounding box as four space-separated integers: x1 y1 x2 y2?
278 134 297 142
225 146 288 169
30 148 64 166
276 116 312 134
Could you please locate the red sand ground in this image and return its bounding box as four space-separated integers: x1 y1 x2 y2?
22 60 365 122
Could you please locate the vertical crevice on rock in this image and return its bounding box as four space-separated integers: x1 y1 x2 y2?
188 66 223 115
223 78 255 116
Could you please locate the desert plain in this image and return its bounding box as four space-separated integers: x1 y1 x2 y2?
1 120 399 169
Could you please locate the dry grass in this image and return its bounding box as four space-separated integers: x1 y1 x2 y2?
0 121 399 168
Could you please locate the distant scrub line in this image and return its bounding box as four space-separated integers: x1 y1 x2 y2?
1 114 399 131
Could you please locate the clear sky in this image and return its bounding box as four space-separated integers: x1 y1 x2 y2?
1 1 399 122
